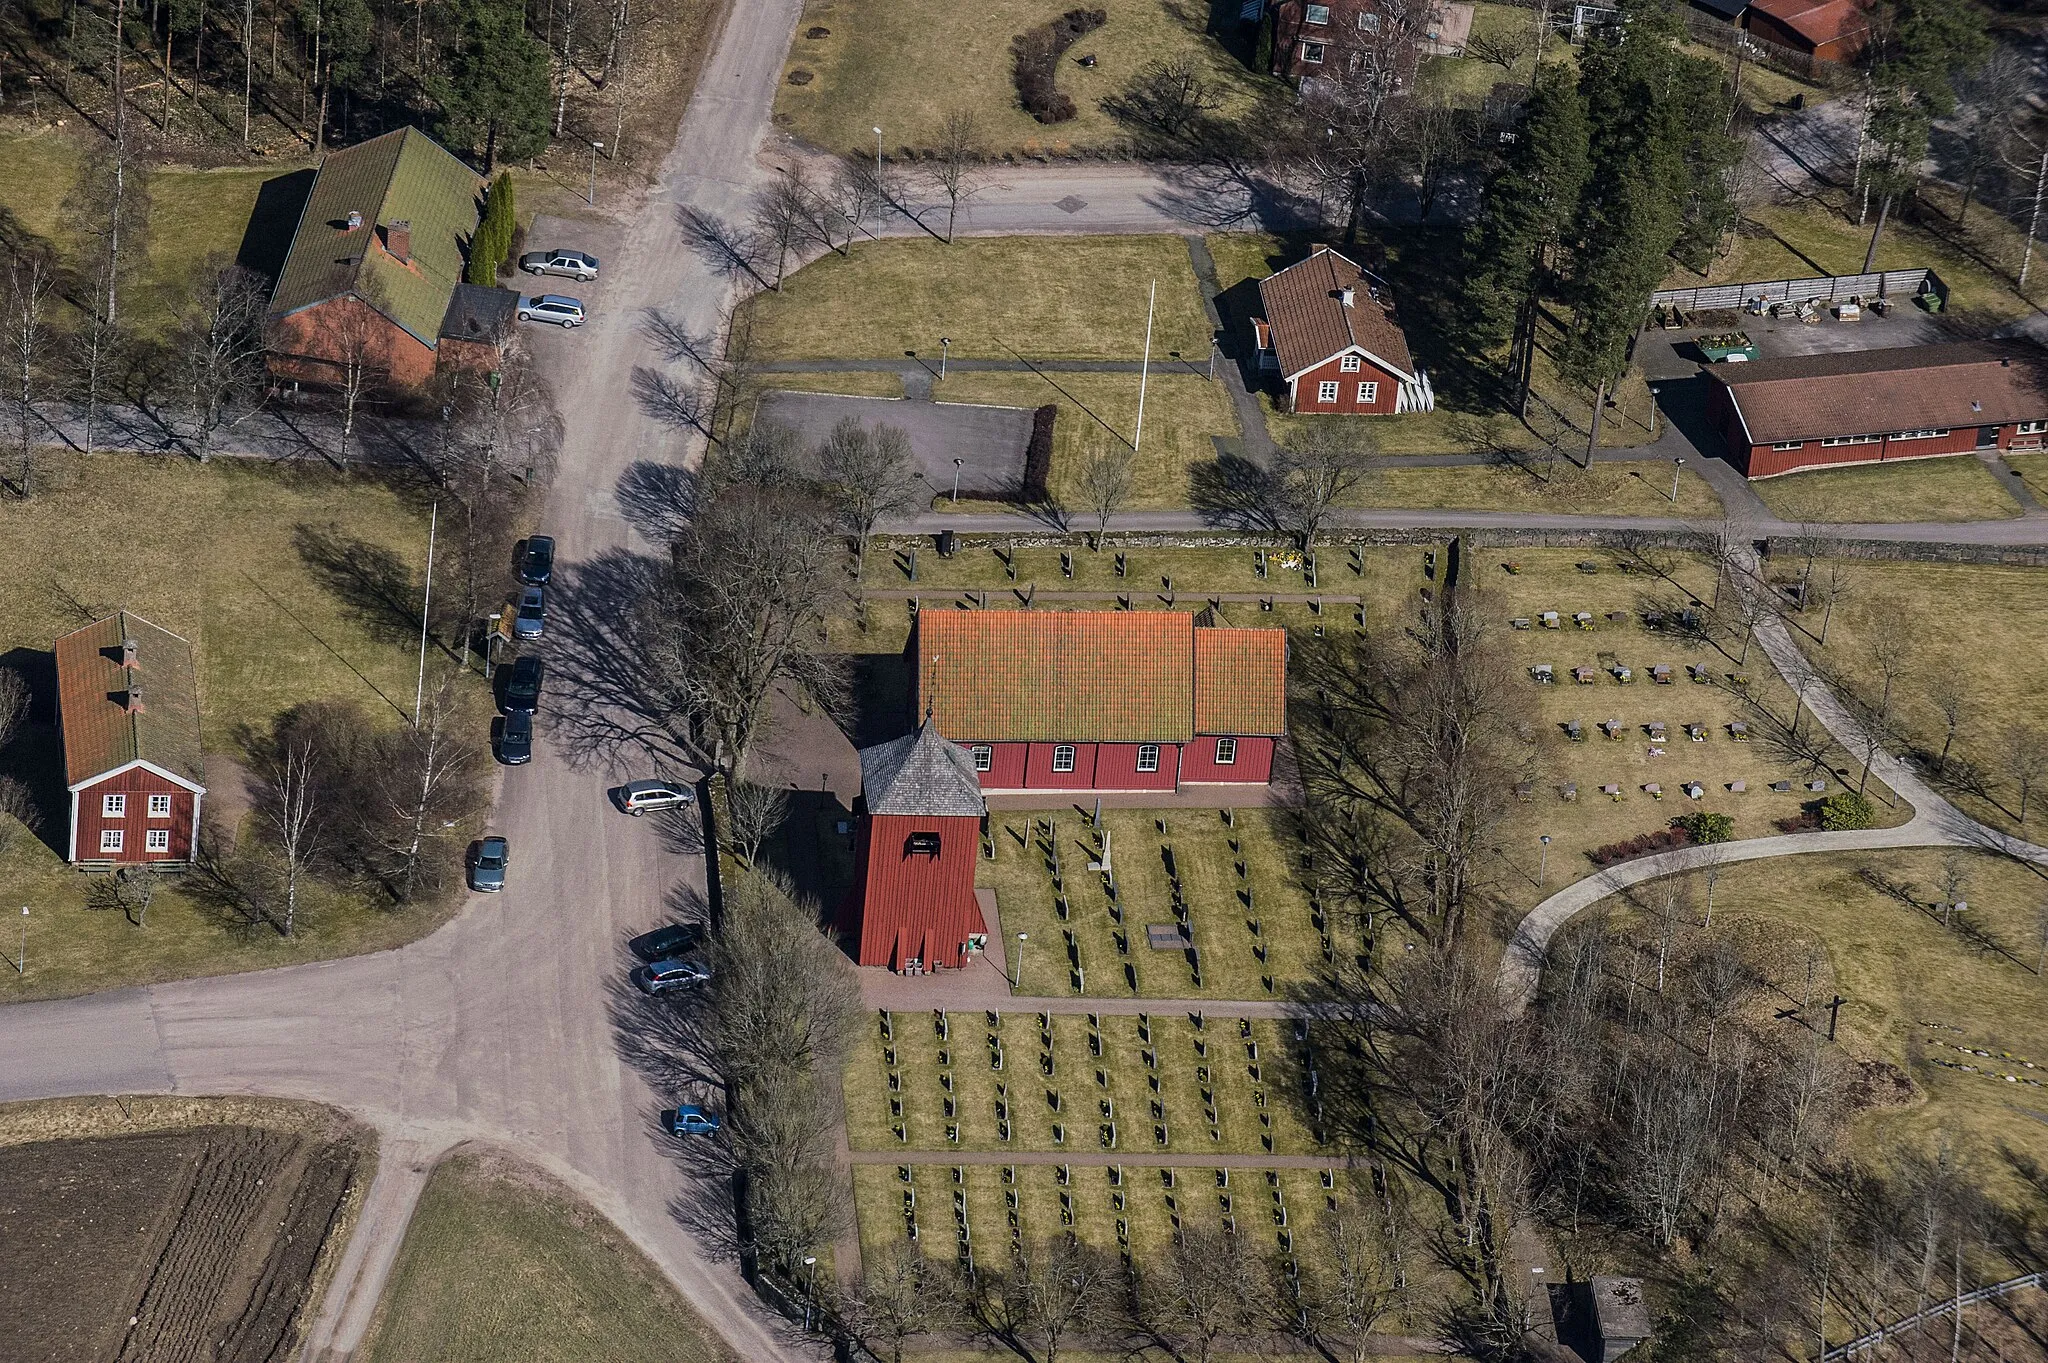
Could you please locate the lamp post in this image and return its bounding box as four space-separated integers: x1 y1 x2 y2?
873 125 883 178
587 140 605 205
1013 932 1028 990
952 458 964 503
1538 835 1552 887
801 1255 818 1330
485 612 503 679
1670 456 1685 504
16 906 25 975
940 336 951 378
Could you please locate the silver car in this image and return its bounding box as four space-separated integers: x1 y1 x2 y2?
616 779 695 816
519 248 599 281
517 294 585 327
514 585 546 641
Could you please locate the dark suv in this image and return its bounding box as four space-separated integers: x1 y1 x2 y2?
501 656 545 713
517 535 555 586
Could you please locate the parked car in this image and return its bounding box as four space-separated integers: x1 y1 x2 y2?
517 294 585 327
630 922 707 962
662 1105 722 1137
519 248 600 281
615 779 696 816
502 656 546 714
516 535 555 586
469 835 509 892
632 957 711 994
495 711 532 765
514 586 547 641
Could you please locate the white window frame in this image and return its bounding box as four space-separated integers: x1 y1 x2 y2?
1820 434 1879 448
1357 381 1378 404
2018 420 2048 435
148 793 173 818
102 793 126 817
971 745 993 772
1300 40 1326 63
1339 354 1361 373
1358 10 1381 30
100 828 124 853
1051 745 1076 773
1304 2 1331 22
145 828 171 853
1770 441 1803 451
1316 380 1339 403
1136 744 1160 773
1889 428 1949 441
1215 737 1237 765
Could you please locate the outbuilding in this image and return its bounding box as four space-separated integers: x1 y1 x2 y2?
840 721 989 972
1706 341 2048 478
1252 245 1434 416
55 612 206 868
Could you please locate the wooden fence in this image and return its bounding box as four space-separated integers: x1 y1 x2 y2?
1650 268 1947 315
1819 1271 2046 1360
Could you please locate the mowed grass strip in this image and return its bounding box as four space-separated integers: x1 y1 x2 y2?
363 1151 740 1363
1369 458 1724 519
744 236 1213 361
1748 456 2024 524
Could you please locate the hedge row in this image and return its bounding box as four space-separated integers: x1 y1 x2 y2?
467 171 517 286
1022 403 1057 502
1587 825 1693 867
1011 8 1106 124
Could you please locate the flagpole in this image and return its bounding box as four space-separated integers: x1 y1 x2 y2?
1133 279 1155 454
414 500 439 726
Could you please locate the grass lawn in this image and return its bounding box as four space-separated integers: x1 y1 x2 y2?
1368 458 1723 518
933 370 1237 509
1788 558 2048 841
362 1150 739 1363
1421 3 1576 107
1749 456 2024 523
0 455 480 1002
746 236 1214 362
774 0 1276 156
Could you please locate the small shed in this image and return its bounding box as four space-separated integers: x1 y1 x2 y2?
1589 1276 1652 1363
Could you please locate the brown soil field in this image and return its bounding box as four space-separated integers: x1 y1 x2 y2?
0 1122 365 1363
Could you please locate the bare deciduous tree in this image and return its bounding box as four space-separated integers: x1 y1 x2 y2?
1076 445 1134 548
841 1241 956 1363
982 1234 1125 1363
4 247 57 498
1272 422 1373 548
369 673 486 902
0 668 27 751
816 416 921 581
1139 1227 1272 1363
174 258 270 461
723 778 788 867
328 301 384 466
1929 671 1966 776
1289 1185 1403 1363
927 109 986 242
263 737 324 937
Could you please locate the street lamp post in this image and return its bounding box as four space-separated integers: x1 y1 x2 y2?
940 336 951 378
17 905 27 975
485 612 503 679
872 125 883 178
1538 835 1552 887
587 140 605 206
1671 456 1685 504
1013 932 1028 990
952 458 964 503
801 1255 818 1330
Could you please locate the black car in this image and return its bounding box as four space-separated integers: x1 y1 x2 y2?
630 922 707 962
502 655 546 713
495 710 533 765
517 535 556 586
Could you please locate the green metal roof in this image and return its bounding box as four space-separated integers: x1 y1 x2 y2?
268 127 484 349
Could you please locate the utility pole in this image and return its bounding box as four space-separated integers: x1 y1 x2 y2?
1133 279 1155 455
414 500 439 725
243 0 254 144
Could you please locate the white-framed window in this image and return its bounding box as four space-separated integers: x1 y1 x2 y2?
1771 441 1804 451
1300 40 1326 63
1052 745 1076 773
1820 434 1880 447
145 829 171 853
100 828 124 853
1304 2 1331 22
1339 354 1361 372
148 793 173 818
1357 381 1379 404
971 745 993 772
2018 420 2048 435
1358 10 1381 30
1136 744 1160 773
102 793 126 818
1317 380 1339 403
1889 428 1949 441
1215 737 1237 765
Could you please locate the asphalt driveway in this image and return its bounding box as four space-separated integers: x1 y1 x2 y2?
757 390 1031 499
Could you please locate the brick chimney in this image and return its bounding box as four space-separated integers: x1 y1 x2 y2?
387 219 412 264
121 636 139 669
124 683 145 714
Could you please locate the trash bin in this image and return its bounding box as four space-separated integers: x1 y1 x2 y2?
937 529 957 557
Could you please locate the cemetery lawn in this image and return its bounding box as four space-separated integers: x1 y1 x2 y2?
1748 457 2024 524
742 236 1213 363
1789 558 2048 841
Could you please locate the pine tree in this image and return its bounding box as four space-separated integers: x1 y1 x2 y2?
467 170 516 285
435 0 551 173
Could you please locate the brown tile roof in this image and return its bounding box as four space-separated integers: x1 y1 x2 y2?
1712 341 2048 446
54 612 205 790
915 611 1288 743
1746 0 1870 46
1194 628 1288 735
1255 245 1417 382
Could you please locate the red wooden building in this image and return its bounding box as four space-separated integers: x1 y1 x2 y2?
913 610 1289 795
1252 245 1434 416
55 612 206 868
1264 0 1469 82
840 721 989 972
1742 0 1871 63
1706 341 2048 479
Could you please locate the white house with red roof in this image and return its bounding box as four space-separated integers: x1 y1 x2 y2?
1251 244 1433 416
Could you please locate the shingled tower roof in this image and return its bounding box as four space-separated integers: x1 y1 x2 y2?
859 721 986 817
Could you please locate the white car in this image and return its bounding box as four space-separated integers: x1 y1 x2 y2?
520 248 600 281
517 294 585 327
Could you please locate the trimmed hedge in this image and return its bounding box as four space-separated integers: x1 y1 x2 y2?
1012 8 1106 124
467 171 517 286
1022 403 1057 502
1588 825 1692 867
1673 810 1734 844
1819 790 1876 830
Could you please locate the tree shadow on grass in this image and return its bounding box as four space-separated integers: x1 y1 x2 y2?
291 521 423 647
1188 453 1282 531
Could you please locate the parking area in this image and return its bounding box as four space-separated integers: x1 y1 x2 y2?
1637 305 1951 381
757 390 1032 498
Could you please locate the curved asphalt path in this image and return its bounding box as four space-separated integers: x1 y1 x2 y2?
1499 558 2048 1011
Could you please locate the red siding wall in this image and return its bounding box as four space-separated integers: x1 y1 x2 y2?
846 813 985 970
1289 354 1401 415
72 768 199 864
1181 735 1276 784
1710 383 2029 477
1092 743 1180 792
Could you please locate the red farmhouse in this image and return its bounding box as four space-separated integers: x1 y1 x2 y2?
914 610 1288 794
1252 245 1434 416
841 721 988 972
1264 0 1469 83
1743 0 1871 63
55 612 206 868
1706 341 2048 479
